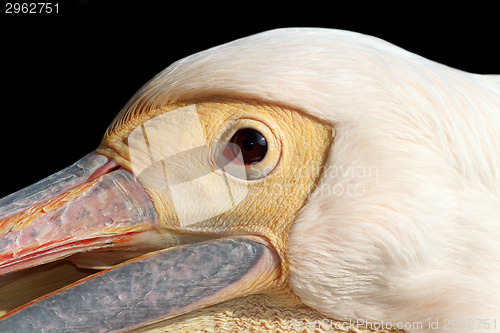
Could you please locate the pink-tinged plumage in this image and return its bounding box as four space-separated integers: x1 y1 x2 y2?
126 28 500 331
1 28 499 332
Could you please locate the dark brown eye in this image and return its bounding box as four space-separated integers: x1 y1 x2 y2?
223 128 268 165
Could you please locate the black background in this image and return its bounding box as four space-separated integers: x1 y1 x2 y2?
1 1 498 197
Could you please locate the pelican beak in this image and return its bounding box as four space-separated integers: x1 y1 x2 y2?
0 152 160 276
0 149 281 331
0 97 331 331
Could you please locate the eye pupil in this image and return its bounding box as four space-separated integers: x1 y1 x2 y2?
225 128 268 165
242 137 255 151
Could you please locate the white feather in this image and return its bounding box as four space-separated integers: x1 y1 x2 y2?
123 28 500 332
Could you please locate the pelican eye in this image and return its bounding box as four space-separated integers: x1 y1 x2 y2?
214 119 281 181
224 128 268 165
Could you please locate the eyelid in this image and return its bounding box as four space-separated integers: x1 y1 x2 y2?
212 119 281 181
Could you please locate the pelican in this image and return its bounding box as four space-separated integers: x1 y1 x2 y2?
1 28 499 333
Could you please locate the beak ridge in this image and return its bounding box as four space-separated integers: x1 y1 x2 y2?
0 152 159 275
0 153 109 220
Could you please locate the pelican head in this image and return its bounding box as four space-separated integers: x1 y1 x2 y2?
1 28 499 332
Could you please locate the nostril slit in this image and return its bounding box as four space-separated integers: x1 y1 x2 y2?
87 159 122 182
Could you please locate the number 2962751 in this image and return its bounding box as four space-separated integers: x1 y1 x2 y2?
5 3 59 14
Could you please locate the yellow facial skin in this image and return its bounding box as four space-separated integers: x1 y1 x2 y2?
97 98 333 281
